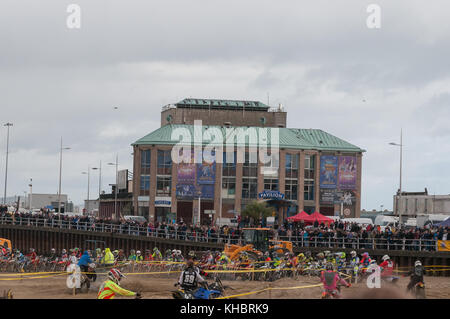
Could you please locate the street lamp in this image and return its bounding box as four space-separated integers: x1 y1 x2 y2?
81 166 91 215
58 137 71 217
389 129 403 227
108 154 119 220
28 178 33 210
3 123 13 205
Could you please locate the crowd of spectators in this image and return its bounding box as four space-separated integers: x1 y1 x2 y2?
0 206 448 251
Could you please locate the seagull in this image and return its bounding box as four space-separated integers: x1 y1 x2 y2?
113 106 119 110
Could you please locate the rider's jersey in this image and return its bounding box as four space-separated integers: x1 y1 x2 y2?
320 270 349 292
97 280 136 299
379 260 394 277
178 267 205 290
152 251 162 260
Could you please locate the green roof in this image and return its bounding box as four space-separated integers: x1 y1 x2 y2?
132 125 365 153
176 98 269 109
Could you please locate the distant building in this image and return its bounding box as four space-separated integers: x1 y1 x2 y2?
98 171 133 219
27 193 69 212
393 188 450 218
132 98 365 225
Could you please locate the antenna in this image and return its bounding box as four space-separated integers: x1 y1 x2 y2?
267 92 270 106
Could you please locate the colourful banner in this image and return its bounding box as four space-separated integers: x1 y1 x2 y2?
177 163 196 183
437 240 450 252
198 184 215 199
338 156 357 189
176 184 196 199
320 156 338 189
197 162 216 184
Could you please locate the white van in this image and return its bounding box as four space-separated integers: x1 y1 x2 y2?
123 215 147 223
215 217 238 227
341 218 373 227
375 215 399 231
425 214 449 226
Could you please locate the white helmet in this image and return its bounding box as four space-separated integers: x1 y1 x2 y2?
415 260 422 267
370 259 377 265
350 251 356 257
136 250 141 255
177 250 182 255
382 255 390 261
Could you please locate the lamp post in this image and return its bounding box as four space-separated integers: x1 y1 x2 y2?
58 137 71 218
92 162 101 215
3 123 13 205
29 178 33 210
389 129 403 227
108 154 119 220
81 166 91 215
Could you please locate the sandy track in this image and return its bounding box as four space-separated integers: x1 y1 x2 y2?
1 273 449 299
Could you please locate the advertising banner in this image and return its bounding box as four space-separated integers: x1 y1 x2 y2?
258 190 285 200
437 240 450 252
199 184 215 199
320 189 335 204
338 156 357 189
177 163 196 183
320 156 338 189
176 184 196 199
197 162 216 184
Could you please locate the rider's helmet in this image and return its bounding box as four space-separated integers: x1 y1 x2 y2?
317 252 324 259
370 259 377 265
305 251 311 258
298 253 304 259
136 250 141 255
324 251 330 257
51 248 56 253
130 249 135 254
362 252 369 258
325 263 334 271
415 260 422 267
186 255 194 268
188 250 196 257
340 252 346 259
153 247 159 252
108 268 125 284
62 249 67 254
382 255 390 261
350 251 356 258
30 248 35 252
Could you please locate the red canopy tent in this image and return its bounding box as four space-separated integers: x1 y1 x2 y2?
303 211 334 226
286 211 310 222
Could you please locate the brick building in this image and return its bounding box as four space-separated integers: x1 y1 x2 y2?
132 98 365 225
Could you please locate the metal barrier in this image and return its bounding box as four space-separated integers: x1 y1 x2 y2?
0 216 439 252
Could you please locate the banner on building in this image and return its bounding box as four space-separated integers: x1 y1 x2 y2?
338 156 357 189
437 240 450 252
197 162 216 184
177 163 196 183
176 184 196 199
320 156 338 189
258 190 285 200
320 189 335 204
118 169 128 191
198 184 215 199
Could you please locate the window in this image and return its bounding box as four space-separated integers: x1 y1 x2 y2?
243 151 258 177
285 153 299 178
285 179 298 200
140 175 150 196
222 177 236 199
222 151 236 176
304 155 315 180
156 176 171 195
242 177 257 199
264 178 278 191
157 150 172 175
304 180 314 201
141 150 151 175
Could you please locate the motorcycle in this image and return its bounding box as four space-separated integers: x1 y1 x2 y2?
414 282 426 299
80 263 96 293
172 277 225 299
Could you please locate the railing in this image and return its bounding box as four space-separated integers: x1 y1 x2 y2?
0 216 440 252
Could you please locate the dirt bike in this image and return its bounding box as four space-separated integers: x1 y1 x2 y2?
414 281 426 299
79 263 97 293
321 283 350 299
172 277 224 299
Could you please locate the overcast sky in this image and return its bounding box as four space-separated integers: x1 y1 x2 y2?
1 0 449 210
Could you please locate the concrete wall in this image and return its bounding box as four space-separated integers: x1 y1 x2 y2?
394 195 450 216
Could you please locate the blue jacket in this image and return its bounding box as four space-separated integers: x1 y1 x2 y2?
78 251 92 267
